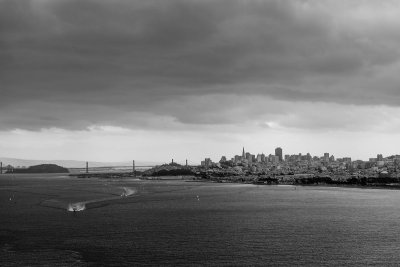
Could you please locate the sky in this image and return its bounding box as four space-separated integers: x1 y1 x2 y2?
1 0 400 163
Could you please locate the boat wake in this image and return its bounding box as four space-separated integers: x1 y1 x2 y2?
66 186 137 212
121 187 137 197
67 202 86 212
40 186 138 212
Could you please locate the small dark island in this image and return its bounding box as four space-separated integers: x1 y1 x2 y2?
8 164 69 174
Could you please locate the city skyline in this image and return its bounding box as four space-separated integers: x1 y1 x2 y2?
207 146 398 166
1 145 398 167
2 1 400 162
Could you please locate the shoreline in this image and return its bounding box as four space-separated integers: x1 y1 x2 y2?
185 177 400 190
67 172 400 191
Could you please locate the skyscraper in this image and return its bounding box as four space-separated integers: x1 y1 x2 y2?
242 147 245 158
275 147 283 162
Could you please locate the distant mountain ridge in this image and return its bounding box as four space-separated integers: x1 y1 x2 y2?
11 164 69 174
0 157 162 168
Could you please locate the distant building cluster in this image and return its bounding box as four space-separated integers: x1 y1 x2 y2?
200 147 400 177
201 147 283 167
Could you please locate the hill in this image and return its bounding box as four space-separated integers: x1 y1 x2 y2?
143 163 196 176
10 164 69 174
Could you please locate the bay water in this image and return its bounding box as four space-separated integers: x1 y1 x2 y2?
1 174 400 266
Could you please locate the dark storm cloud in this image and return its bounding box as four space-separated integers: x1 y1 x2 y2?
1 0 400 130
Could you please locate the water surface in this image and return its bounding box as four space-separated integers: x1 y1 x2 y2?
1 174 400 266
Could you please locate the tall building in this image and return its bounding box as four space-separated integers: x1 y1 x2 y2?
204 158 212 169
271 155 279 163
246 153 252 163
343 157 352 163
242 147 245 158
275 147 283 162
234 155 241 163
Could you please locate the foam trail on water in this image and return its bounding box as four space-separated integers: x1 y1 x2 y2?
121 187 137 197
68 202 86 212
64 187 137 211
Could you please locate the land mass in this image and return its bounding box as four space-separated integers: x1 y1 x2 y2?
9 164 69 174
137 163 400 189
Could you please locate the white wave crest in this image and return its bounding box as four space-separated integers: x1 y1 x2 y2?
67 202 86 212
121 187 137 197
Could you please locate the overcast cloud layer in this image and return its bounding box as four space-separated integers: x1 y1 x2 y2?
2 0 400 131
